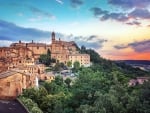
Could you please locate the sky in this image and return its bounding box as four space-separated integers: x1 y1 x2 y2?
0 0 150 60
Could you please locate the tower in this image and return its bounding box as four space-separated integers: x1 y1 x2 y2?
52 31 55 42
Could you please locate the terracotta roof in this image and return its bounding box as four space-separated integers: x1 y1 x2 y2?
0 70 31 79
0 70 18 79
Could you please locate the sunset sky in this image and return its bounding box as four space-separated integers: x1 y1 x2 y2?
0 0 150 60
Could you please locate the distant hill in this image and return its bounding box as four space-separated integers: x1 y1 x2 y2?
116 60 150 65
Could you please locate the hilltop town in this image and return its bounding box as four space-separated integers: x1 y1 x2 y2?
0 32 90 99
0 32 149 113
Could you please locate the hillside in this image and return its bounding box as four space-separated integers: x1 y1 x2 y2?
118 60 150 65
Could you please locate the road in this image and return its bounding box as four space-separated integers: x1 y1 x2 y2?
0 99 28 113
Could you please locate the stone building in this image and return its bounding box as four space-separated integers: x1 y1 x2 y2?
0 31 90 67
50 32 78 64
0 70 36 100
0 31 90 99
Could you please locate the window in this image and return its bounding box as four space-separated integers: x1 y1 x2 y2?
6 82 10 86
37 46 39 49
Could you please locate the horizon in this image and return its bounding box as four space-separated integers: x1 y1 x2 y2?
0 0 150 60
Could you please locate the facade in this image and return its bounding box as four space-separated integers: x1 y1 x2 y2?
0 31 90 99
0 70 36 100
69 54 91 67
0 32 90 68
49 32 78 64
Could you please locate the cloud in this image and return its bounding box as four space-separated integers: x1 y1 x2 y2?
72 35 107 49
86 35 97 41
128 40 150 52
0 19 107 49
70 0 84 8
90 7 150 25
108 0 150 9
0 36 12 41
129 8 150 19
0 40 14 47
29 6 55 19
28 16 42 22
147 25 150 27
0 19 50 41
90 7 129 22
55 0 63 5
101 12 128 22
5 3 55 19
114 39 150 52
90 7 108 17
114 45 128 49
126 21 141 26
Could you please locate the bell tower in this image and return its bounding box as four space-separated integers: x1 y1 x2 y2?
52 31 55 43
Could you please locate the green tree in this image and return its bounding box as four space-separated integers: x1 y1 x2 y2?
67 61 72 67
80 45 86 53
53 62 64 72
55 76 64 86
39 49 51 66
73 61 80 72
65 78 72 88
40 93 66 113
47 49 51 57
39 54 51 66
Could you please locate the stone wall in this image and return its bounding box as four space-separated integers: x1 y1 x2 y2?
0 72 35 100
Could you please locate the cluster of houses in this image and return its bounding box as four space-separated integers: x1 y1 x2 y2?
0 32 91 100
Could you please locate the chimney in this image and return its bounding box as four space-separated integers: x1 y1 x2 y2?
32 40 34 43
19 40 21 43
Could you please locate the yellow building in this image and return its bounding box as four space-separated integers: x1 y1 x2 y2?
69 54 90 67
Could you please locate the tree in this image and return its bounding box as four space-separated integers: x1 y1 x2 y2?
39 49 51 66
65 78 72 88
47 49 51 57
80 45 86 53
39 54 51 66
53 62 65 72
51 58 56 63
73 61 80 72
55 76 64 86
67 61 72 67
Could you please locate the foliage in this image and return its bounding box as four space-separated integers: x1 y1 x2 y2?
80 45 101 64
21 54 150 113
67 61 72 67
64 78 72 88
73 61 80 72
19 96 43 113
39 49 56 66
39 54 51 66
115 62 149 78
53 62 66 72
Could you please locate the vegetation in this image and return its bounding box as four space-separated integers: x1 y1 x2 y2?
19 96 43 113
20 65 150 113
52 62 67 72
21 47 149 113
67 61 72 67
39 49 56 66
72 61 80 72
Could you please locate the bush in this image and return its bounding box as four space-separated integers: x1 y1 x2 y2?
19 97 43 113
